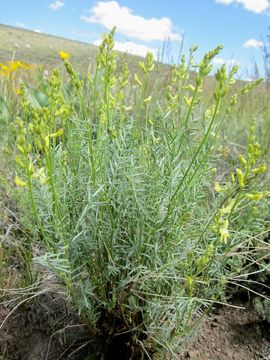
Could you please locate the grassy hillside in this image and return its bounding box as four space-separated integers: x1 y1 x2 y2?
0 23 99 70
0 23 166 74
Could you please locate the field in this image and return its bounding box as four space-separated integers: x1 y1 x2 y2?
0 23 98 69
0 24 270 360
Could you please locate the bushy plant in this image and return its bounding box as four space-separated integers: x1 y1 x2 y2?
11 29 269 358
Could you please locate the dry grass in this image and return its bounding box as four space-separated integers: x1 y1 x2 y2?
0 23 99 72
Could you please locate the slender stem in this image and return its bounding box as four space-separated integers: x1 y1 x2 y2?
27 174 48 246
166 96 221 221
45 152 67 246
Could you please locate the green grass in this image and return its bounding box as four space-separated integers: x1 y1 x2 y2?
1 27 270 359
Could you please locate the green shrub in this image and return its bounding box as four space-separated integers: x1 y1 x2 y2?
11 29 269 358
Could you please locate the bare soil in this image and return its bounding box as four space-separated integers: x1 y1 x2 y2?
179 303 270 360
1 292 270 360
0 291 95 360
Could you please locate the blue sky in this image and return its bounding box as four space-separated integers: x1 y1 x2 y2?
0 0 269 78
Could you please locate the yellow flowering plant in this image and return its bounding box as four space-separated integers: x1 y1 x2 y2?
10 28 269 359
58 50 70 61
0 60 32 79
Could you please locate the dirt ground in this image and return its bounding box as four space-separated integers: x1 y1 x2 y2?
1 292 270 360
0 291 95 360
179 303 270 360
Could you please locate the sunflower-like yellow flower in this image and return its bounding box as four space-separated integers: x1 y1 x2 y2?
58 50 70 61
0 60 32 78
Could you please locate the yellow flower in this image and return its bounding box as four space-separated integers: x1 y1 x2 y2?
0 60 32 78
15 155 26 169
17 144 25 155
28 160 35 175
220 219 229 244
143 96 152 104
238 155 247 166
0 63 11 77
214 181 227 193
16 61 32 70
220 199 235 215
32 167 48 185
251 165 267 175
15 176 27 187
123 105 132 111
245 193 263 201
41 135 49 151
183 96 192 107
134 73 142 86
58 50 70 60
49 128 63 138
8 61 20 72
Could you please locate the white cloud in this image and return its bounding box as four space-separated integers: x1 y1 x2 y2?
213 57 225 65
213 57 239 66
215 0 270 13
49 1 64 11
15 22 26 28
81 1 181 42
34 29 43 34
242 38 263 48
94 39 157 58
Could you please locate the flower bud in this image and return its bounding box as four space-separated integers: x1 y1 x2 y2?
236 168 244 188
49 128 64 138
134 73 142 86
15 155 25 169
251 165 266 175
238 155 247 166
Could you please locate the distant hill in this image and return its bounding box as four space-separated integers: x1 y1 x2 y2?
0 23 101 72
0 23 164 76
0 23 175 85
